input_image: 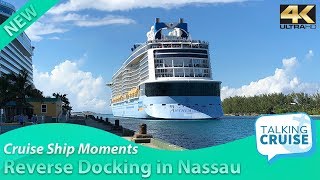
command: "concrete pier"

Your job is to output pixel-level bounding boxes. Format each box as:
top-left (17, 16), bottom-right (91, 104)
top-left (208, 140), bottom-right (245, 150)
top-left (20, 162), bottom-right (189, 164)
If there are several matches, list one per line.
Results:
top-left (67, 116), bottom-right (184, 150)
top-left (1, 115), bottom-right (184, 150)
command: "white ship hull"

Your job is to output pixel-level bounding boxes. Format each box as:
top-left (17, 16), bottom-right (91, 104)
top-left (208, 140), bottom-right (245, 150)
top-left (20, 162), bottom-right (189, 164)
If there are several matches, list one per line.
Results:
top-left (112, 96), bottom-right (223, 119)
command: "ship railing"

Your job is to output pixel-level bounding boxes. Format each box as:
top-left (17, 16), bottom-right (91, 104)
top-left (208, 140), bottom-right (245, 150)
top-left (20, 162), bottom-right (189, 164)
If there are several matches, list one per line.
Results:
top-left (147, 39), bottom-right (209, 44)
top-left (148, 43), bottom-right (209, 50)
top-left (113, 47), bottom-right (148, 78)
top-left (122, 78), bottom-right (140, 83)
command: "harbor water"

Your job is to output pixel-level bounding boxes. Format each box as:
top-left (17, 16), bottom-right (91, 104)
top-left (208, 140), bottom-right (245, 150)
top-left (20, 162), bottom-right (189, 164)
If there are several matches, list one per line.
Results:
top-left (100, 115), bottom-right (258, 149)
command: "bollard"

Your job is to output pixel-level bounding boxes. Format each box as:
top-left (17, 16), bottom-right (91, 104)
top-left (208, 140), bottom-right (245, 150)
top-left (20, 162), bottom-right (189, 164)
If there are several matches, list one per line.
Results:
top-left (139, 124), bottom-right (147, 134)
top-left (100, 117), bottom-right (103, 121)
top-left (105, 118), bottom-right (109, 123)
top-left (133, 123), bottom-right (152, 143)
top-left (115, 119), bottom-right (120, 127)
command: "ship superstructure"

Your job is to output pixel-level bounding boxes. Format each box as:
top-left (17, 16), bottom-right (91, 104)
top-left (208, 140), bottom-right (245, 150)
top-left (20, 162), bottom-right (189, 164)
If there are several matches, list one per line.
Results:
top-left (108, 18), bottom-right (223, 119)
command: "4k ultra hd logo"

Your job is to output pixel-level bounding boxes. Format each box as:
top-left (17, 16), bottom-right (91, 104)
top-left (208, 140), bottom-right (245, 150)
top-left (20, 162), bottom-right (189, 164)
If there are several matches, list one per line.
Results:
top-left (280, 4), bottom-right (316, 29)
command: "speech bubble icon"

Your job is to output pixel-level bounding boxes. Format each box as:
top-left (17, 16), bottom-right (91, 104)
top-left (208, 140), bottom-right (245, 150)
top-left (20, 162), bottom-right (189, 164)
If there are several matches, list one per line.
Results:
top-left (255, 113), bottom-right (313, 162)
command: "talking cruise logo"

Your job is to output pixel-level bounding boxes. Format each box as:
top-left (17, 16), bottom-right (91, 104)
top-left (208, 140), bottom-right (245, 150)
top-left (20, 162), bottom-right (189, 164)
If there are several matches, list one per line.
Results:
top-left (256, 113), bottom-right (313, 162)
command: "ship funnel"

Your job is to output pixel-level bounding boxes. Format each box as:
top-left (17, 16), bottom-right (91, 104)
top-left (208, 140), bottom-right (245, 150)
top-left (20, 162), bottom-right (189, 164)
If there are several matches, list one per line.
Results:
top-left (179, 18), bottom-right (184, 23)
top-left (155, 18), bottom-right (160, 23)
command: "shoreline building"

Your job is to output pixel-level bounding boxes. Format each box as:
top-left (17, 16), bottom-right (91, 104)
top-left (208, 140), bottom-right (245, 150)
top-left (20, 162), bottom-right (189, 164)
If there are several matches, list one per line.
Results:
top-left (27, 98), bottom-right (63, 122)
top-left (0, 0), bottom-right (34, 83)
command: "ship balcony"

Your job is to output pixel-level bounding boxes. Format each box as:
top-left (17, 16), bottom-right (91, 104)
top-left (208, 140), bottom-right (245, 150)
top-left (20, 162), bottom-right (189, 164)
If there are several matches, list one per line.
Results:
top-left (147, 39), bottom-right (209, 44)
top-left (155, 75), bottom-right (211, 79)
top-left (147, 40), bottom-right (209, 49)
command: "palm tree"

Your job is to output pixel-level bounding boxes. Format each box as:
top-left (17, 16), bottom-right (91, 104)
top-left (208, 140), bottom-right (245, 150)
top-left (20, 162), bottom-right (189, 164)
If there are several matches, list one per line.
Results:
top-left (0, 70), bottom-right (44, 121)
top-left (52, 93), bottom-right (73, 113)
top-left (29, 89), bottom-right (44, 99)
top-left (9, 70), bottom-right (33, 104)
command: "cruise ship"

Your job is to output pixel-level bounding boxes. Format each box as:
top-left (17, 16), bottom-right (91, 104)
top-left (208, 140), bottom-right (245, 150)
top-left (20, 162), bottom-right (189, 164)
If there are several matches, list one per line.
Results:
top-left (0, 0), bottom-right (34, 83)
top-left (107, 18), bottom-right (223, 119)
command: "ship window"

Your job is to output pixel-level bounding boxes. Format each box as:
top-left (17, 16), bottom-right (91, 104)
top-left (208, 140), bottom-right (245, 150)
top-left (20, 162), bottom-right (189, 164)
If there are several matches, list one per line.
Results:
top-left (183, 44), bottom-right (191, 48)
top-left (155, 59), bottom-right (164, 68)
top-left (184, 59), bottom-right (193, 67)
top-left (145, 82), bottom-right (221, 97)
top-left (154, 49), bottom-right (207, 54)
top-left (155, 69), bottom-right (173, 78)
top-left (202, 60), bottom-right (209, 68)
top-left (173, 59), bottom-right (184, 67)
top-left (174, 69), bottom-right (184, 77)
top-left (155, 54), bottom-right (208, 59)
top-left (184, 69), bottom-right (194, 77)
top-left (193, 59), bottom-right (201, 67)
top-left (164, 59), bottom-right (172, 67)
top-left (194, 69), bottom-right (203, 77)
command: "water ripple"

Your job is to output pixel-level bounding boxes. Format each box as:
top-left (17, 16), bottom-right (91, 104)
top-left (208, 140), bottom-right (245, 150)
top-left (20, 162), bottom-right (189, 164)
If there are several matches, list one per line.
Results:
top-left (102, 115), bottom-right (257, 149)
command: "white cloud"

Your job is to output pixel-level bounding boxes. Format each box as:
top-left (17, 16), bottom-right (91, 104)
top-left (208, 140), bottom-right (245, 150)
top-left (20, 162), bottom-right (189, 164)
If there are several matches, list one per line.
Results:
top-left (25, 14), bottom-right (135, 41)
top-left (27, 0), bottom-right (244, 41)
top-left (33, 55), bottom-right (319, 113)
top-left (221, 57), bottom-right (320, 99)
top-left (25, 22), bottom-right (67, 41)
top-left (49, 0), bottom-right (246, 14)
top-left (49, 13), bottom-right (136, 26)
top-left (305, 50), bottom-right (314, 59)
top-left (50, 13), bottom-right (88, 22)
top-left (33, 60), bottom-right (110, 113)
top-left (74, 15), bottom-right (135, 27)
top-left (48, 36), bottom-right (61, 40)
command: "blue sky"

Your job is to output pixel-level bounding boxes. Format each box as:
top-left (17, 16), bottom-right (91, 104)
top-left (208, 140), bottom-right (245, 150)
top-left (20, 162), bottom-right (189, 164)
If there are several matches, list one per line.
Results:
top-left (8, 0), bottom-right (320, 112)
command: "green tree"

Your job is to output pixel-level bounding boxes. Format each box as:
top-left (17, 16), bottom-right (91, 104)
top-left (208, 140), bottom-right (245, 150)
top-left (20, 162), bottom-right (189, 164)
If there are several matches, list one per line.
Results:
top-left (0, 70), bottom-right (44, 121)
top-left (0, 70), bottom-right (44, 107)
top-left (52, 93), bottom-right (73, 113)
top-left (0, 75), bottom-right (13, 108)
top-left (222, 93), bottom-right (320, 115)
